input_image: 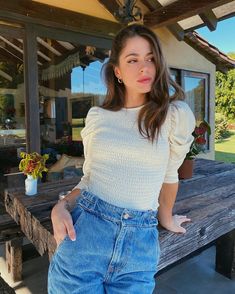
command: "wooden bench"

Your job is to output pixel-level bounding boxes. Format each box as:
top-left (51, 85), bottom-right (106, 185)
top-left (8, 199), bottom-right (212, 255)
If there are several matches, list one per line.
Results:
top-left (0, 172), bottom-right (25, 282)
top-left (0, 203), bottom-right (24, 282)
top-left (4, 159), bottom-right (235, 280)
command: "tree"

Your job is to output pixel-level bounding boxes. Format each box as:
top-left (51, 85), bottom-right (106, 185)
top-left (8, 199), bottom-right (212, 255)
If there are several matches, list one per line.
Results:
top-left (227, 52), bottom-right (235, 60)
top-left (216, 69), bottom-right (235, 120)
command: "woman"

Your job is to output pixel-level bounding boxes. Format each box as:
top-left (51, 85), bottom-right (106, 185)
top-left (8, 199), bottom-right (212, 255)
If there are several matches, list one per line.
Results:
top-left (48, 24), bottom-right (195, 293)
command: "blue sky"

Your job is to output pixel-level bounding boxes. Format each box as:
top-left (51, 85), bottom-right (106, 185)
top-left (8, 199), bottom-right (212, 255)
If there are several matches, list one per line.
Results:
top-left (72, 61), bottom-right (106, 94)
top-left (196, 16), bottom-right (235, 54)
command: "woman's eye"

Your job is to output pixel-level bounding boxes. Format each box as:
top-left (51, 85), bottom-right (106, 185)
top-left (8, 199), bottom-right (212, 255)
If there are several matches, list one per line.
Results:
top-left (147, 57), bottom-right (154, 62)
top-left (127, 59), bottom-right (137, 63)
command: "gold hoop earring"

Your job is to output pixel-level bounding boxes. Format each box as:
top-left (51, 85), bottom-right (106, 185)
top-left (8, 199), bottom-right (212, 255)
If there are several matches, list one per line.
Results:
top-left (118, 78), bottom-right (123, 84)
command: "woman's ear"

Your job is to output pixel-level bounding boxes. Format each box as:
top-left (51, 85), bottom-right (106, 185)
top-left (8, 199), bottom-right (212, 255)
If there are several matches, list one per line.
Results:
top-left (114, 66), bottom-right (121, 79)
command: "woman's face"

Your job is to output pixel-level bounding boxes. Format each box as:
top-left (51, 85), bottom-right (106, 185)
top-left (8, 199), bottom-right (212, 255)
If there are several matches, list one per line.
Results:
top-left (114, 36), bottom-right (156, 99)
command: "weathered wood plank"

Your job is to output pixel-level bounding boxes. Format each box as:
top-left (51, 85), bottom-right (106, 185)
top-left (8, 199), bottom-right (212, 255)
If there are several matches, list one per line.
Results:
top-left (178, 168), bottom-right (235, 200)
top-left (6, 238), bottom-right (23, 282)
top-left (158, 195), bottom-right (235, 270)
top-left (4, 160), bottom-right (235, 277)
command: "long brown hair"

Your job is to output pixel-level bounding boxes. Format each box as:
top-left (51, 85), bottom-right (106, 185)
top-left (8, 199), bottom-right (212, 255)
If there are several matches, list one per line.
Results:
top-left (101, 24), bottom-right (184, 142)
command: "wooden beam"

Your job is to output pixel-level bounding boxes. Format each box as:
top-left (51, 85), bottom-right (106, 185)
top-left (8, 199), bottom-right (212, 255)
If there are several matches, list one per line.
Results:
top-left (141, 0), bottom-right (185, 41)
top-left (199, 10), bottom-right (218, 31)
top-left (144, 0), bottom-right (233, 28)
top-left (184, 11), bottom-right (235, 33)
top-left (0, 0), bottom-right (121, 40)
top-left (97, 0), bottom-right (120, 21)
top-left (141, 0), bottom-right (162, 11)
top-left (167, 23), bottom-right (185, 41)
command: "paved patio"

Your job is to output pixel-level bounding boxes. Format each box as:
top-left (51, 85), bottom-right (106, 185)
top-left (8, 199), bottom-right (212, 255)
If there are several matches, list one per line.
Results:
top-left (0, 244), bottom-right (235, 293)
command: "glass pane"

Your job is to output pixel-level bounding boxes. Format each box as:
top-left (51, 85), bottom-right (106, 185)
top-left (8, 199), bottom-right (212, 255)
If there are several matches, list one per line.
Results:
top-left (170, 69), bottom-right (181, 96)
top-left (183, 75), bottom-right (206, 123)
top-left (0, 27), bottom-right (26, 185)
top-left (37, 37), bottom-right (108, 181)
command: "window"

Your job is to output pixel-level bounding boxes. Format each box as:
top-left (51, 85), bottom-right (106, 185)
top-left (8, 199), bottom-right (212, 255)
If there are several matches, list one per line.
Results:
top-left (170, 69), bottom-right (209, 124)
top-left (170, 68), bottom-right (210, 150)
top-left (182, 71), bottom-right (209, 124)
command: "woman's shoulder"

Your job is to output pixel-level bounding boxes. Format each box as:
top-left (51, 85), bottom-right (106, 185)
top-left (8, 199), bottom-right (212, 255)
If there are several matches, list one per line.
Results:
top-left (169, 100), bottom-right (194, 119)
top-left (169, 99), bottom-right (191, 112)
top-left (87, 106), bottom-right (100, 116)
top-left (167, 99), bottom-right (195, 131)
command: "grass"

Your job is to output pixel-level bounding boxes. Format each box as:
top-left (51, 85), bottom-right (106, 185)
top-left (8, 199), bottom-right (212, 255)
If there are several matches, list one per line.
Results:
top-left (215, 130), bottom-right (235, 163)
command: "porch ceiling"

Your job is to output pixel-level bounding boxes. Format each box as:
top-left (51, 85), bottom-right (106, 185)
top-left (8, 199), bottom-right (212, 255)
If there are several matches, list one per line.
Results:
top-left (0, 0), bottom-right (234, 74)
top-left (32, 0), bottom-right (235, 32)
top-left (0, 31), bottom-right (109, 81)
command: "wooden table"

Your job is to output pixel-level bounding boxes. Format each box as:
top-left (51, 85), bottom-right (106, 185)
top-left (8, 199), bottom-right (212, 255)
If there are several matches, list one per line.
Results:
top-left (4, 159), bottom-right (235, 278)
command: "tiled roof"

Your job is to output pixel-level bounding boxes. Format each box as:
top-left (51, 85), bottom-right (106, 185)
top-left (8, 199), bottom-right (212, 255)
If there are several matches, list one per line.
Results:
top-left (184, 31), bottom-right (235, 73)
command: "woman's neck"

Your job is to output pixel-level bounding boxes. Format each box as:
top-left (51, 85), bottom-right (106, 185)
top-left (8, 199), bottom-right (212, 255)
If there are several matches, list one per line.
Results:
top-left (124, 94), bottom-right (146, 108)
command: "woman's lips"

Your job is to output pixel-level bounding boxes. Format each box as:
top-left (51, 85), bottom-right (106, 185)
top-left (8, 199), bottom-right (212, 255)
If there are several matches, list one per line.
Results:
top-left (137, 77), bottom-right (152, 84)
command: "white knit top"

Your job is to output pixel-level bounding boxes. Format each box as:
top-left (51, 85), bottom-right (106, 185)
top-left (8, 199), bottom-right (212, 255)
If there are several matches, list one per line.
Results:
top-left (74, 100), bottom-right (195, 210)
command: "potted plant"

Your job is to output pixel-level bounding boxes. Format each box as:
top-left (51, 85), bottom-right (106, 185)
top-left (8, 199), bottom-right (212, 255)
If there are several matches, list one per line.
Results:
top-left (178, 120), bottom-right (211, 179)
top-left (19, 152), bottom-right (49, 195)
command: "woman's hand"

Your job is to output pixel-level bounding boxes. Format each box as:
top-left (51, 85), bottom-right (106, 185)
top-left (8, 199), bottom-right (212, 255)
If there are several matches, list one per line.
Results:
top-left (160, 214), bottom-right (191, 234)
top-left (51, 202), bottom-right (76, 246)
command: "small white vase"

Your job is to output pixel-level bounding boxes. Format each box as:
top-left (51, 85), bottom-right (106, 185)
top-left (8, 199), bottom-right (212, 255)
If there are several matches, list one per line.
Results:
top-left (25, 175), bottom-right (38, 196)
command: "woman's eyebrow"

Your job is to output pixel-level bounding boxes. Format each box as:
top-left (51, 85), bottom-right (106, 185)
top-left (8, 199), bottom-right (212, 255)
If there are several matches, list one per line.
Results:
top-left (124, 51), bottom-right (153, 59)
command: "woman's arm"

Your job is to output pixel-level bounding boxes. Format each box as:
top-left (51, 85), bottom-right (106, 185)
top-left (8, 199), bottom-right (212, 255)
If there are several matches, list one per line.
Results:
top-left (51, 188), bottom-right (81, 245)
top-left (158, 183), bottom-right (190, 233)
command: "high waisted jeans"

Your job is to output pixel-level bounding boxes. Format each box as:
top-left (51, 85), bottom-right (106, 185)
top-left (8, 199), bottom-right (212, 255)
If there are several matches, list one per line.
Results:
top-left (48, 190), bottom-right (160, 294)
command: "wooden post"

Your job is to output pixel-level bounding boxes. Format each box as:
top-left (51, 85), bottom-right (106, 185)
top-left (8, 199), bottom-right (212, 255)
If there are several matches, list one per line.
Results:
top-left (23, 24), bottom-right (40, 153)
top-left (216, 229), bottom-right (235, 279)
top-left (5, 237), bottom-right (23, 282)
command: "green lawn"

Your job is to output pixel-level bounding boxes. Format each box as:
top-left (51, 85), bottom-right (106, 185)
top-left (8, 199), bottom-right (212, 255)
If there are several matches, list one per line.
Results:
top-left (215, 130), bottom-right (235, 163)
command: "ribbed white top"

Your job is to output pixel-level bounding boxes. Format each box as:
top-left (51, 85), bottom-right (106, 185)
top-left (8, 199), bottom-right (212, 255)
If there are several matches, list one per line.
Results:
top-left (74, 100), bottom-right (195, 210)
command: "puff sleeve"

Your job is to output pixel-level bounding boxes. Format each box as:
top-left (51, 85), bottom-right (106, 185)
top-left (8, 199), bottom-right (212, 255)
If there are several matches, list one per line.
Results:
top-left (164, 101), bottom-right (196, 183)
top-left (73, 107), bottom-right (99, 190)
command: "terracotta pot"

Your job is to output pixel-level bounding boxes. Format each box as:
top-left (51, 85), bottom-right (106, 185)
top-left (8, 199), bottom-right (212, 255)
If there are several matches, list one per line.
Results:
top-left (178, 159), bottom-right (194, 180)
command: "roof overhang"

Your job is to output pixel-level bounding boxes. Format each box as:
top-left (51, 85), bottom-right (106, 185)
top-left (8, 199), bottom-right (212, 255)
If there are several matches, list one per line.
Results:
top-left (184, 31), bottom-right (235, 73)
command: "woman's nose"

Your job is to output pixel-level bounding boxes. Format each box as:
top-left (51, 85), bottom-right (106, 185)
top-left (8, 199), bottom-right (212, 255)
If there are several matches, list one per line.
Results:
top-left (139, 61), bottom-right (150, 73)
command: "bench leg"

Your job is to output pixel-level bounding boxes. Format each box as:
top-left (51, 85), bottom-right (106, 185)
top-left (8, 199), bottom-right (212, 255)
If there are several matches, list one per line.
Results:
top-left (5, 237), bottom-right (23, 282)
top-left (216, 229), bottom-right (235, 279)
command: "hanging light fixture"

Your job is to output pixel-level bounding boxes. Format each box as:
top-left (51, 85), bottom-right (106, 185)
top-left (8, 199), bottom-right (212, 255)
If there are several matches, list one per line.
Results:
top-left (115, 0), bottom-right (142, 24)
top-left (81, 65), bottom-right (86, 97)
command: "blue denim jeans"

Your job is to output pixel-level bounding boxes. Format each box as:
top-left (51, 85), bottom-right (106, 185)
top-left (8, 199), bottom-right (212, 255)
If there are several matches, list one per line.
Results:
top-left (48, 190), bottom-right (160, 294)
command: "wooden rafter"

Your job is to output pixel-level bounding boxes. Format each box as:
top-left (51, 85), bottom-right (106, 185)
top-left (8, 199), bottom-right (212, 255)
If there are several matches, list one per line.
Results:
top-left (36, 37), bottom-right (62, 56)
top-left (144, 0), bottom-right (233, 28)
top-left (199, 10), bottom-right (218, 31)
top-left (97, 0), bottom-right (120, 21)
top-left (141, 0), bottom-right (185, 41)
top-left (184, 11), bottom-right (235, 32)
top-left (16, 38), bottom-right (48, 63)
top-left (0, 47), bottom-right (22, 63)
top-left (0, 35), bottom-right (23, 54)
top-left (57, 41), bottom-right (75, 51)
top-left (0, 0), bottom-right (121, 40)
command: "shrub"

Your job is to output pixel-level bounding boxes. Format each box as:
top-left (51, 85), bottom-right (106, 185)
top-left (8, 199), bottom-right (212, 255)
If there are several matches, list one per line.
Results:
top-left (215, 112), bottom-right (229, 141)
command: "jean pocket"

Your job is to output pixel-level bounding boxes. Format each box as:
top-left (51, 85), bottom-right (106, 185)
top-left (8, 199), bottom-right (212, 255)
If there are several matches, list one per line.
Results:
top-left (72, 204), bottom-right (84, 228)
top-left (150, 225), bottom-right (158, 241)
